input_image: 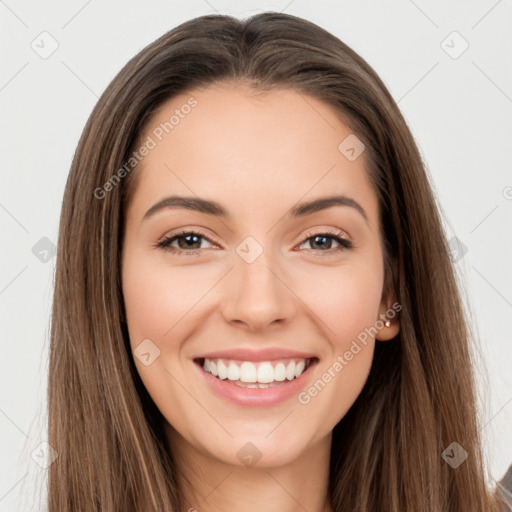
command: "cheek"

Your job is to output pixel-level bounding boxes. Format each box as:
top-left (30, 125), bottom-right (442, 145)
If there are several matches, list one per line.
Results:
top-left (293, 259), bottom-right (382, 417)
top-left (296, 258), bottom-right (384, 347)
top-left (297, 274), bottom-right (379, 430)
top-left (122, 255), bottom-right (210, 346)
top-left (121, 254), bottom-right (201, 423)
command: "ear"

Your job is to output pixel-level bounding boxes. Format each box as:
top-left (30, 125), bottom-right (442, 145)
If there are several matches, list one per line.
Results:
top-left (375, 261), bottom-right (401, 341)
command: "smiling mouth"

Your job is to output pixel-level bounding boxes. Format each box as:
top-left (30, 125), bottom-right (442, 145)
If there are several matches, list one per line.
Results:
top-left (194, 357), bottom-right (319, 388)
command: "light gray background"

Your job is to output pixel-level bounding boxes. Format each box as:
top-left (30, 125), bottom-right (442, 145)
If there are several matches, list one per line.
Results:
top-left (1, 0), bottom-right (511, 510)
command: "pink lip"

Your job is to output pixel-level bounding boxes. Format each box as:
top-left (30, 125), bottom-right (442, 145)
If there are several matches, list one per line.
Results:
top-left (194, 357), bottom-right (319, 407)
top-left (194, 347), bottom-right (317, 362)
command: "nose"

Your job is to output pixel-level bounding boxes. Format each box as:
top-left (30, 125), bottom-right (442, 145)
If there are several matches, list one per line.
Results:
top-left (221, 251), bottom-right (297, 332)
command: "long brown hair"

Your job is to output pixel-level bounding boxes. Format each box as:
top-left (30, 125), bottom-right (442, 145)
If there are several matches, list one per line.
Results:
top-left (48, 12), bottom-right (508, 511)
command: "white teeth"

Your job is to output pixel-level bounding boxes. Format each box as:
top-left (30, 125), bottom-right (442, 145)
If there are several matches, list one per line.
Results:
top-left (257, 362), bottom-right (275, 383)
top-left (294, 360), bottom-right (305, 378)
top-left (201, 357), bottom-right (312, 384)
top-left (285, 361), bottom-right (295, 380)
top-left (217, 360), bottom-right (228, 380)
top-left (274, 363), bottom-right (286, 381)
top-left (227, 363), bottom-right (240, 381)
top-left (240, 362), bottom-right (257, 383)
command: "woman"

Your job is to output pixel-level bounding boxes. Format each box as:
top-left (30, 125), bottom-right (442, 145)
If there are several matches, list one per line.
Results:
top-left (48, 11), bottom-right (510, 511)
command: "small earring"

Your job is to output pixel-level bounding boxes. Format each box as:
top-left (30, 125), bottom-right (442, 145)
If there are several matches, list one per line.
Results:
top-left (384, 319), bottom-right (391, 327)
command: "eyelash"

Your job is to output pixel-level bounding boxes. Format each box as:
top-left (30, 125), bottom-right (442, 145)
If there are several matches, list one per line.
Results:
top-left (155, 228), bottom-right (353, 256)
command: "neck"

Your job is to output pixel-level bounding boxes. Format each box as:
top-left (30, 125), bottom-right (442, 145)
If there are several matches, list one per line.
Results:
top-left (165, 424), bottom-right (333, 512)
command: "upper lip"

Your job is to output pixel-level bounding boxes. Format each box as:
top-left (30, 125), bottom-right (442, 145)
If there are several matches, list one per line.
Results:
top-left (194, 348), bottom-right (317, 362)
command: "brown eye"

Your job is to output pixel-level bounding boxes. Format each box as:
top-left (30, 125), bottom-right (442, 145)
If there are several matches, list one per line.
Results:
top-left (298, 231), bottom-right (352, 253)
top-left (156, 230), bottom-right (216, 252)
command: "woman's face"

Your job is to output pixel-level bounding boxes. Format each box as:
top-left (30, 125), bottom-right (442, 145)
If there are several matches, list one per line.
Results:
top-left (121, 83), bottom-right (399, 468)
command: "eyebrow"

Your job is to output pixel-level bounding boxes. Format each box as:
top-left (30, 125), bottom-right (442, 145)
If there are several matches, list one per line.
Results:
top-left (142, 194), bottom-right (368, 224)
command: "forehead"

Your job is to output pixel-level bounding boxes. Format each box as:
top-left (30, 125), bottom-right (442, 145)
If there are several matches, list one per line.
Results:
top-left (127, 83), bottom-right (378, 226)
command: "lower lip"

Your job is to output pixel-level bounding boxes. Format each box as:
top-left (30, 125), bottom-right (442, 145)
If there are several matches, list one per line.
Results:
top-left (195, 359), bottom-right (318, 407)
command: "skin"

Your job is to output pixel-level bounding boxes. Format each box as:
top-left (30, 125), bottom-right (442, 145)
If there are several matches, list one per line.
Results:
top-left (121, 82), bottom-right (400, 512)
